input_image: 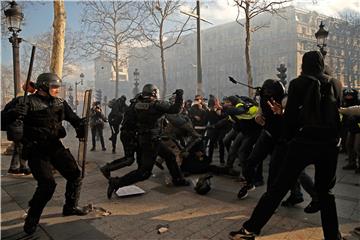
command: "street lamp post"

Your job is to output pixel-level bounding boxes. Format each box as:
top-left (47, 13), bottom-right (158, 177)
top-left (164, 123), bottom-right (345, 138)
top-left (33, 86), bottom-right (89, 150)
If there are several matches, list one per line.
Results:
top-left (4, 1), bottom-right (24, 97)
top-left (195, 0), bottom-right (203, 96)
top-left (67, 85), bottom-right (74, 110)
top-left (133, 68), bottom-right (140, 97)
top-left (75, 73), bottom-right (84, 114)
top-left (315, 21), bottom-right (329, 57)
top-left (181, 0), bottom-right (212, 97)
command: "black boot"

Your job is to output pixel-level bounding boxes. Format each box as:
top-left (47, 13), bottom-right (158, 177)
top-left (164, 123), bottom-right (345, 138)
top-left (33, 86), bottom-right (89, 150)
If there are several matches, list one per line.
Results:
top-left (63, 205), bottom-right (88, 216)
top-left (107, 177), bottom-right (121, 199)
top-left (23, 208), bottom-right (40, 235)
top-left (63, 178), bottom-right (88, 216)
top-left (24, 215), bottom-right (39, 235)
top-left (100, 165), bottom-right (111, 179)
top-left (100, 158), bottom-right (134, 179)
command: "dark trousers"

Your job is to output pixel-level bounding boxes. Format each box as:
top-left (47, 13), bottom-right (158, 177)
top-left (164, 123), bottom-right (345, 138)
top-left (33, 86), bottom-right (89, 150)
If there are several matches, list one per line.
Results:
top-left (207, 129), bottom-right (225, 163)
top-left (243, 140), bottom-right (341, 240)
top-left (243, 130), bottom-right (274, 185)
top-left (290, 170), bottom-right (318, 201)
top-left (346, 132), bottom-right (360, 166)
top-left (27, 140), bottom-right (82, 219)
top-left (223, 128), bottom-right (238, 153)
top-left (114, 137), bottom-right (183, 188)
top-left (91, 126), bottom-right (105, 149)
top-left (109, 124), bottom-right (120, 150)
top-left (226, 132), bottom-right (244, 168)
top-left (235, 131), bottom-right (261, 168)
top-left (9, 142), bottom-right (27, 170)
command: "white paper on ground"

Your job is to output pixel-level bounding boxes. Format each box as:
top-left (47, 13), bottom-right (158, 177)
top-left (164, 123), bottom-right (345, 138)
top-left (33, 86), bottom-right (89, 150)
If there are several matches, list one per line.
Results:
top-left (115, 185), bottom-right (145, 197)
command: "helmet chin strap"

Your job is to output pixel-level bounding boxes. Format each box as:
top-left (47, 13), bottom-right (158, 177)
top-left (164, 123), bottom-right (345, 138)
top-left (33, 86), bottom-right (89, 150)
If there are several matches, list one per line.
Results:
top-left (37, 88), bottom-right (52, 98)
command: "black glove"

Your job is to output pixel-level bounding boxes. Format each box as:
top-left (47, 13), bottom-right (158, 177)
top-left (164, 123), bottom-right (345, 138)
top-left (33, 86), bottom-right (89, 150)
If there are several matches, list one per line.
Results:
top-left (207, 125), bottom-right (215, 129)
top-left (15, 103), bottom-right (28, 116)
top-left (174, 89), bottom-right (184, 96)
top-left (76, 117), bottom-right (87, 139)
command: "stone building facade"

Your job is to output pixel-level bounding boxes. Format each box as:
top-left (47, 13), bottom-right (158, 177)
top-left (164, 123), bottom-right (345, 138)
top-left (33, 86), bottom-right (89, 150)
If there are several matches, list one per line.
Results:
top-left (123, 6), bottom-right (360, 100)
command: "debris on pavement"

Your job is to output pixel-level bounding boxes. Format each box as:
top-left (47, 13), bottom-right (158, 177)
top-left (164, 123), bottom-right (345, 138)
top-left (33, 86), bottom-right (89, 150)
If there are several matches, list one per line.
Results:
top-left (83, 203), bottom-right (112, 216)
top-left (156, 224), bottom-right (169, 234)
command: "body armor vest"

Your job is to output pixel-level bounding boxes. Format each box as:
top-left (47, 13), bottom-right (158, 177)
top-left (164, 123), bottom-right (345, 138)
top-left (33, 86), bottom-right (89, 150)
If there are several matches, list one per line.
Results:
top-left (24, 94), bottom-right (66, 141)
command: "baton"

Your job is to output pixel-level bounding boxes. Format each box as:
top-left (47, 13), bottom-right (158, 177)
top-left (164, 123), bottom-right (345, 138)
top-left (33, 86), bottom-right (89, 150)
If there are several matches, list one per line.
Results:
top-left (23, 46), bottom-right (36, 103)
top-left (228, 76), bottom-right (261, 90)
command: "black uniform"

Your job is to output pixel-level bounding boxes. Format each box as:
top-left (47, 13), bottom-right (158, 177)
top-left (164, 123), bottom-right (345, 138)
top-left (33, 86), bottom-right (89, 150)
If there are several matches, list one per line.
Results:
top-left (6, 92), bottom-right (86, 233)
top-left (108, 96), bottom-right (128, 153)
top-left (100, 96), bottom-right (140, 178)
top-left (231, 51), bottom-right (342, 240)
top-left (107, 89), bottom-right (187, 198)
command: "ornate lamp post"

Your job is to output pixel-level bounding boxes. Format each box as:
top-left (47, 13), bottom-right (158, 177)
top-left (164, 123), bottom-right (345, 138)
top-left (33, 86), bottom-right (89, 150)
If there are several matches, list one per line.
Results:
top-left (315, 21), bottom-right (329, 57)
top-left (75, 73), bottom-right (84, 114)
top-left (133, 68), bottom-right (140, 97)
top-left (276, 63), bottom-right (287, 87)
top-left (67, 85), bottom-right (74, 110)
top-left (4, 1), bottom-right (24, 97)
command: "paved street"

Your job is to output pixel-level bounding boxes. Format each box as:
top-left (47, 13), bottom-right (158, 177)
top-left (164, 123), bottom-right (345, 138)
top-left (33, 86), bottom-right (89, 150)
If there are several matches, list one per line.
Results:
top-left (1, 127), bottom-right (360, 240)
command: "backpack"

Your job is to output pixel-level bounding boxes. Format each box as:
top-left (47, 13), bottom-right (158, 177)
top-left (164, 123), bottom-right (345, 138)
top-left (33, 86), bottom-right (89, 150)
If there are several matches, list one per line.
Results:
top-left (298, 75), bottom-right (340, 141)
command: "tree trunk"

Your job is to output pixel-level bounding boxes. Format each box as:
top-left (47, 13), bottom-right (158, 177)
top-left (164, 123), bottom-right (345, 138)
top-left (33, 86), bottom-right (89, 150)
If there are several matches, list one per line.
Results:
top-left (160, 48), bottom-right (167, 99)
top-left (50, 0), bottom-right (66, 78)
top-left (159, 22), bottom-right (167, 99)
top-left (115, 44), bottom-right (119, 99)
top-left (244, 3), bottom-right (253, 97)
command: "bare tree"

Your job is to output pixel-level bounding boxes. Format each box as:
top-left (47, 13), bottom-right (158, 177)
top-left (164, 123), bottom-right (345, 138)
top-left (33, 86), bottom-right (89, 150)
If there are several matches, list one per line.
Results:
top-left (233, 0), bottom-right (292, 97)
top-left (21, 29), bottom-right (82, 81)
top-left (80, 1), bottom-right (144, 98)
top-left (139, 0), bottom-right (194, 98)
top-left (1, 64), bottom-right (15, 107)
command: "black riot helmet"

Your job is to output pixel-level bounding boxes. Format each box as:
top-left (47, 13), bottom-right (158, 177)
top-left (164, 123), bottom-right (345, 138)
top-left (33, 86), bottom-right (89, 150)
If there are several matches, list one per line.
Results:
top-left (194, 174), bottom-right (213, 195)
top-left (35, 73), bottom-right (61, 93)
top-left (142, 84), bottom-right (159, 99)
top-left (120, 95), bottom-right (127, 101)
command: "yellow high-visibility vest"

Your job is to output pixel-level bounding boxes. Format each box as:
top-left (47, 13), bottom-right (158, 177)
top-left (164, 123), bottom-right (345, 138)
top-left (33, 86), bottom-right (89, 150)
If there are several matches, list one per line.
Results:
top-left (228, 103), bottom-right (259, 122)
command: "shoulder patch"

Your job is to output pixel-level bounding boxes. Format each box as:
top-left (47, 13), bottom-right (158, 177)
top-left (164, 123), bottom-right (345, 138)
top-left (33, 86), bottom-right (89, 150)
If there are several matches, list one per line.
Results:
top-left (135, 102), bottom-right (150, 110)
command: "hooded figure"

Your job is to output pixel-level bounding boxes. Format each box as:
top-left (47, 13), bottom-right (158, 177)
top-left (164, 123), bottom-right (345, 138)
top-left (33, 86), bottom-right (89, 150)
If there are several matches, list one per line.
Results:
top-left (229, 51), bottom-right (343, 240)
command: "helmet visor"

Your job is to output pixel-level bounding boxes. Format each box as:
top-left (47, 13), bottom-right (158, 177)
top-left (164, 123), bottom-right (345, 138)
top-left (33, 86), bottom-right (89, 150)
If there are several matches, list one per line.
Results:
top-left (49, 80), bottom-right (61, 88)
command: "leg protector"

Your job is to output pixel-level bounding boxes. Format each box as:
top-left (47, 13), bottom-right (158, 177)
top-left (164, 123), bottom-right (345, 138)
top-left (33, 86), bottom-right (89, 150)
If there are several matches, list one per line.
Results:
top-left (64, 177), bottom-right (82, 208)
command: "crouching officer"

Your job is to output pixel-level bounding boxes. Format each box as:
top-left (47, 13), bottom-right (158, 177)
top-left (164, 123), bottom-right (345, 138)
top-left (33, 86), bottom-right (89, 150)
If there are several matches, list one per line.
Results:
top-left (6, 73), bottom-right (89, 235)
top-left (107, 84), bottom-right (189, 199)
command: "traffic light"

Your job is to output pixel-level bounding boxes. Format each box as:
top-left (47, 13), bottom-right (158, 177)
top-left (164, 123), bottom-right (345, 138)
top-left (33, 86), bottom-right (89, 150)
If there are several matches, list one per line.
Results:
top-left (95, 89), bottom-right (102, 103)
top-left (277, 64), bottom-right (287, 86)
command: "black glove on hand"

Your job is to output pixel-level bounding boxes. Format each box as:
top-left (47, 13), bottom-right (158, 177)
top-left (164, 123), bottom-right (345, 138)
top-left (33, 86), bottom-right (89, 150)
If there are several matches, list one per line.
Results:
top-left (15, 103), bottom-right (28, 116)
top-left (174, 89), bottom-right (184, 96)
top-left (76, 117), bottom-right (87, 139)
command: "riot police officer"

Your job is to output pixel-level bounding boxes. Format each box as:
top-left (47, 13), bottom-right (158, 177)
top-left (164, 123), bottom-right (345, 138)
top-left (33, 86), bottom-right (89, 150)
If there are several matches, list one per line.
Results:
top-left (100, 94), bottom-right (140, 179)
top-left (108, 95), bottom-right (128, 153)
top-left (107, 84), bottom-right (189, 199)
top-left (6, 73), bottom-right (88, 235)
